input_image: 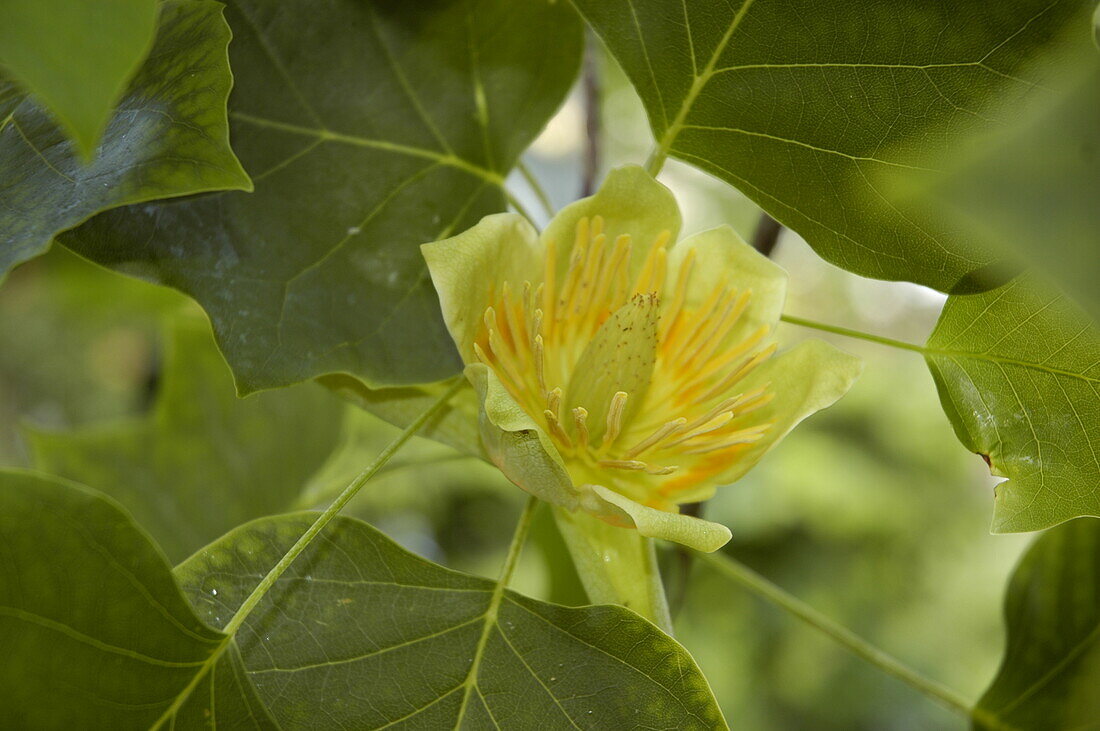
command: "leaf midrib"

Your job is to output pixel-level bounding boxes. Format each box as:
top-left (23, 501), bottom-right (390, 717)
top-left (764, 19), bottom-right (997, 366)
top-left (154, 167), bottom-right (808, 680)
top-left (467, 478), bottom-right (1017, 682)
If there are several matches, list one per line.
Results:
top-left (230, 112), bottom-right (504, 187)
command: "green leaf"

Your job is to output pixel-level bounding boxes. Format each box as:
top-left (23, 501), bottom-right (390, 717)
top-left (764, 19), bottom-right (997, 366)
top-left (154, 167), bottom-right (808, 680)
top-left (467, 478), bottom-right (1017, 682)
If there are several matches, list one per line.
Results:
top-left (924, 277), bottom-right (1100, 533)
top-left (26, 315), bottom-right (344, 562)
top-left (318, 374), bottom-right (484, 458)
top-left (65, 0), bottom-right (583, 393)
top-left (574, 0), bottom-right (1091, 293)
top-left (175, 512), bottom-right (728, 729)
top-left (0, 0), bottom-right (251, 281)
top-left (973, 517), bottom-right (1100, 729)
top-left (0, 470), bottom-right (273, 728)
top-left (914, 52), bottom-right (1100, 319)
top-left (0, 0), bottom-right (158, 158)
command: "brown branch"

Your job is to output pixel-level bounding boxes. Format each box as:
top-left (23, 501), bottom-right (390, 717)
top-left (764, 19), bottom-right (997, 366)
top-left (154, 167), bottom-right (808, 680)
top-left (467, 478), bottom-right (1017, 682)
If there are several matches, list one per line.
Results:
top-left (580, 33), bottom-right (601, 197)
top-left (751, 212), bottom-right (783, 257)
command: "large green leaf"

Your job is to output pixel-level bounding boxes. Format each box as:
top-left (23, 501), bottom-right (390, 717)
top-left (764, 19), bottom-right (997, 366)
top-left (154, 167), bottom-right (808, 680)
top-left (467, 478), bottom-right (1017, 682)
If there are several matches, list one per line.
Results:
top-left (925, 277), bottom-right (1100, 533)
top-left (574, 0), bottom-right (1091, 293)
top-left (175, 512), bottom-right (728, 729)
top-left (27, 316), bottom-right (344, 562)
top-left (974, 517), bottom-right (1100, 729)
top-left (0, 0), bottom-right (158, 158)
top-left (916, 51), bottom-right (1100, 318)
top-left (0, 471), bottom-right (273, 728)
top-left (65, 0), bottom-right (583, 393)
top-left (0, 0), bottom-right (251, 281)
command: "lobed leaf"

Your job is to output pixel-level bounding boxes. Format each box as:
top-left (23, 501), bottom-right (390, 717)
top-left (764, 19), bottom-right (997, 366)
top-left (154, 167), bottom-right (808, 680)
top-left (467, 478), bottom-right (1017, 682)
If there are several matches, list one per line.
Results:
top-left (0, 471), bottom-right (273, 728)
top-left (0, 0), bottom-right (251, 281)
top-left (574, 0), bottom-right (1092, 293)
top-left (27, 316), bottom-right (344, 563)
top-left (974, 517), bottom-right (1100, 729)
top-left (65, 0), bottom-right (583, 393)
top-left (176, 512), bottom-right (729, 729)
top-left (0, 0), bottom-right (158, 157)
top-left (925, 277), bottom-right (1100, 533)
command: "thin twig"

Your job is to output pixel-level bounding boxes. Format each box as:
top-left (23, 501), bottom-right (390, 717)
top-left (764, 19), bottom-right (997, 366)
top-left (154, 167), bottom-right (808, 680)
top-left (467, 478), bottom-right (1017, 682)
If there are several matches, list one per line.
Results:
top-left (517, 159), bottom-right (555, 219)
top-left (581, 31), bottom-right (601, 197)
top-left (698, 551), bottom-right (982, 721)
top-left (751, 212), bottom-right (782, 257)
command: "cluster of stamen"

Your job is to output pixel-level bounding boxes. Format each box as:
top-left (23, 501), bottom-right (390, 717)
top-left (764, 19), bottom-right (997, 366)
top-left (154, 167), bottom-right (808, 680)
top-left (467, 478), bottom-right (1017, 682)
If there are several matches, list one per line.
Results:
top-left (474, 216), bottom-right (776, 507)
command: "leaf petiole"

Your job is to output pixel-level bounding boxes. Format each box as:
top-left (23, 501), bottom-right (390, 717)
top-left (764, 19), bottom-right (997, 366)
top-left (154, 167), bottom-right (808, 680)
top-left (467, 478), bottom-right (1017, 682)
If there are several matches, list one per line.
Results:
top-left (698, 551), bottom-right (987, 722)
top-left (780, 313), bottom-right (927, 354)
top-left (152, 377), bottom-right (466, 727)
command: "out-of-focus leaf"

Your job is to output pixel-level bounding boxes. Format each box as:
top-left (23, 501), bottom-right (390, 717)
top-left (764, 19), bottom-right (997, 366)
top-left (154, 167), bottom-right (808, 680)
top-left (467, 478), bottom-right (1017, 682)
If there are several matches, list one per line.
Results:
top-left (925, 277), bottom-right (1100, 533)
top-left (66, 0), bottom-right (583, 394)
top-left (0, 0), bottom-right (250, 281)
top-left (27, 316), bottom-right (343, 562)
top-left (319, 374), bottom-right (483, 458)
top-left (973, 517), bottom-right (1100, 729)
top-left (574, 0), bottom-right (1091, 293)
top-left (176, 512), bottom-right (728, 729)
top-left (0, 471), bottom-right (274, 729)
top-left (915, 50), bottom-right (1100, 318)
top-left (293, 403), bottom-right (501, 510)
top-left (0, 0), bottom-right (158, 158)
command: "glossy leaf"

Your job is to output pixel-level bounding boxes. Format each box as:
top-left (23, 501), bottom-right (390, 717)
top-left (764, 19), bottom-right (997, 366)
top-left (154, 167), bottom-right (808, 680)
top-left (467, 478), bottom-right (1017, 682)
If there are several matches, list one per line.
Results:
top-left (176, 512), bottom-right (728, 729)
top-left (575, 0), bottom-right (1091, 293)
top-left (925, 277), bottom-right (1100, 533)
top-left (0, 0), bottom-right (250, 281)
top-left (974, 517), bottom-right (1100, 729)
top-left (66, 0), bottom-right (583, 393)
top-left (27, 316), bottom-right (343, 562)
top-left (0, 471), bottom-right (273, 728)
top-left (0, 0), bottom-right (158, 158)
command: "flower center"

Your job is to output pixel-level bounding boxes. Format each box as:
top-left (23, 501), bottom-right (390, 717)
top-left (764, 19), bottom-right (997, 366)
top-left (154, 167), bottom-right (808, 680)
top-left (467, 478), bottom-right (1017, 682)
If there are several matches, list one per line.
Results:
top-left (474, 216), bottom-right (776, 507)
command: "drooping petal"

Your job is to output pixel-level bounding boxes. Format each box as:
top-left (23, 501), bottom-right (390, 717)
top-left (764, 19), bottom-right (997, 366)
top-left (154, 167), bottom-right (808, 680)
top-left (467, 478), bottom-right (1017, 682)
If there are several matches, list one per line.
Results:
top-left (675, 339), bottom-right (863, 502)
top-left (541, 165), bottom-right (682, 283)
top-left (465, 362), bottom-right (580, 510)
top-left (587, 484), bottom-right (732, 552)
top-left (422, 213), bottom-right (542, 363)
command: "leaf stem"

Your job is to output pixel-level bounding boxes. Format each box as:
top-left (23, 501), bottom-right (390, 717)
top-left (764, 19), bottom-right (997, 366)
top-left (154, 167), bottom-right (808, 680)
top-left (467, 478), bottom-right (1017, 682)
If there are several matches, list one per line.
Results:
top-left (455, 494), bottom-right (539, 722)
top-left (698, 551), bottom-right (974, 719)
top-left (780, 313), bottom-right (927, 354)
top-left (517, 159), bottom-right (555, 219)
top-left (223, 378), bottom-right (466, 636)
top-left (504, 188), bottom-right (539, 228)
top-left (581, 32), bottom-right (602, 197)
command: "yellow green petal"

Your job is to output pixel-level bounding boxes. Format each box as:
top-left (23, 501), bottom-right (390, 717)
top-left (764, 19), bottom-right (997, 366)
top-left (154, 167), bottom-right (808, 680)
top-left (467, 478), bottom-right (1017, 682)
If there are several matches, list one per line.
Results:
top-left (540, 165), bottom-right (682, 280)
top-left (681, 339), bottom-right (863, 500)
top-left (422, 213), bottom-right (542, 363)
top-left (588, 485), bottom-right (732, 553)
top-left (667, 224), bottom-right (788, 347)
top-left (552, 505), bottom-right (672, 632)
top-left (465, 362), bottom-right (580, 510)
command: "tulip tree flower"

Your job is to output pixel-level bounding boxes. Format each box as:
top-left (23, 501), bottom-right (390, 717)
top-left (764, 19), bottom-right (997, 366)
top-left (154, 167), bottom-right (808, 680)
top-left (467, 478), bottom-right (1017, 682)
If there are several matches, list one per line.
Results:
top-left (423, 166), bottom-right (860, 625)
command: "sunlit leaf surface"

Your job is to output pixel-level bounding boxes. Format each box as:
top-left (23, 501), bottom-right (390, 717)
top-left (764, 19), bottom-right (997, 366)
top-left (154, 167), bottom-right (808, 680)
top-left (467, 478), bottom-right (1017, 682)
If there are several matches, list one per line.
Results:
top-left (574, 0), bottom-right (1091, 292)
top-left (925, 277), bottom-right (1100, 533)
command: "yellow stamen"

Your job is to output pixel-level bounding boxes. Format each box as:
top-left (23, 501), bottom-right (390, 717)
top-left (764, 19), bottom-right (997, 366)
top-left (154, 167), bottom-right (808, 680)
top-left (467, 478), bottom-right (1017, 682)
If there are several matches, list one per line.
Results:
top-left (603, 391), bottom-right (629, 447)
top-left (572, 407), bottom-right (590, 449)
top-left (624, 417), bottom-right (687, 458)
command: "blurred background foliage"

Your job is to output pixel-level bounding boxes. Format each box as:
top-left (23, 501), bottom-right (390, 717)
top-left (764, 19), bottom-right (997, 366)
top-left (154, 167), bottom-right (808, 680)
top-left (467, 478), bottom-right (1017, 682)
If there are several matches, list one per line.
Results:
top-left (0, 52), bottom-right (1033, 730)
